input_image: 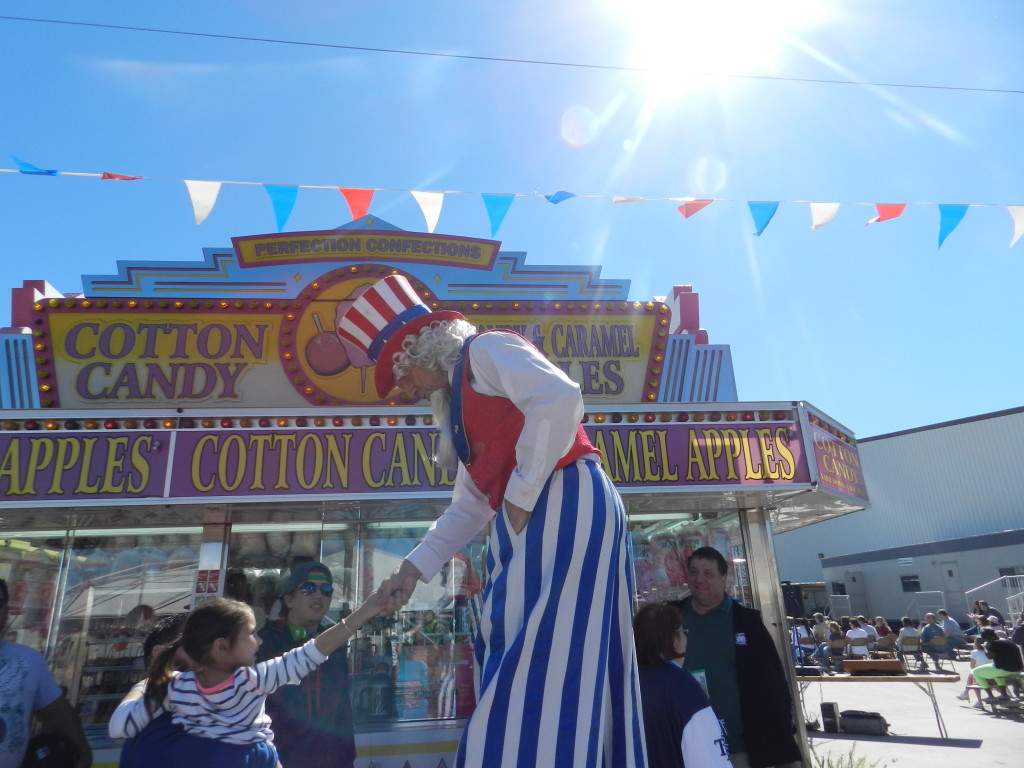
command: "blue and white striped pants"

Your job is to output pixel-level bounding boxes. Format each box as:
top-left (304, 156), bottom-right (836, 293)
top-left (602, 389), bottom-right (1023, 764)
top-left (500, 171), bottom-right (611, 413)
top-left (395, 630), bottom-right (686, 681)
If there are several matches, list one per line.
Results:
top-left (456, 459), bottom-right (647, 768)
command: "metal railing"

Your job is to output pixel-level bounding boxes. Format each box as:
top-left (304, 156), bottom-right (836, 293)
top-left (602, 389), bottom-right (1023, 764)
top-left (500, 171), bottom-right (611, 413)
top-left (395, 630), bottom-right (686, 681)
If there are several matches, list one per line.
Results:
top-left (905, 591), bottom-right (946, 623)
top-left (965, 576), bottom-right (1024, 623)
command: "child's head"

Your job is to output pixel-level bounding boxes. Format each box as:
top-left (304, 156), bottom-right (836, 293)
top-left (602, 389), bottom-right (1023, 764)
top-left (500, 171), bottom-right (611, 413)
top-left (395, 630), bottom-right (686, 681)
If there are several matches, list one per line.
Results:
top-left (146, 599), bottom-right (256, 711)
top-left (180, 598), bottom-right (256, 666)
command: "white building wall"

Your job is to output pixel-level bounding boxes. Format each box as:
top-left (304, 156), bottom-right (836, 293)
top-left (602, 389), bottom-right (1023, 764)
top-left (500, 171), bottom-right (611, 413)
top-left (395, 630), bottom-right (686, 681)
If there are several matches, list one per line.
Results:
top-left (773, 408), bottom-right (1024, 586)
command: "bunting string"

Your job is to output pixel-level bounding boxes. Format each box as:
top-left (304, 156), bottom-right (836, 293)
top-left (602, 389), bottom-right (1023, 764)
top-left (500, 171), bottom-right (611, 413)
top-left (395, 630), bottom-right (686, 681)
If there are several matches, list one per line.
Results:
top-left (3, 159), bottom-right (1022, 248)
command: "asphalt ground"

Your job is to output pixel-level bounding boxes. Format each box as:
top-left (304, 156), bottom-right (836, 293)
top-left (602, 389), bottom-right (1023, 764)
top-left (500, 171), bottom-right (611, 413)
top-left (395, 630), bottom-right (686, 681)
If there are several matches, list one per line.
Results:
top-left (795, 659), bottom-right (1022, 766)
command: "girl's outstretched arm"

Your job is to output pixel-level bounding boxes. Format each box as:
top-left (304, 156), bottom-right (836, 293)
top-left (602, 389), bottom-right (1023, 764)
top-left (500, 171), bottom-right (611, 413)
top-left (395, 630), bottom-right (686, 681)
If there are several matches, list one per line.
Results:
top-left (315, 589), bottom-right (384, 657)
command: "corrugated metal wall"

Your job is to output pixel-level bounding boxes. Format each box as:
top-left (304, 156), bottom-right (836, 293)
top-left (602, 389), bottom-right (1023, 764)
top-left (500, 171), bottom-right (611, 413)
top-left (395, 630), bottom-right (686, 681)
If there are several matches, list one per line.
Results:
top-left (773, 408), bottom-right (1024, 582)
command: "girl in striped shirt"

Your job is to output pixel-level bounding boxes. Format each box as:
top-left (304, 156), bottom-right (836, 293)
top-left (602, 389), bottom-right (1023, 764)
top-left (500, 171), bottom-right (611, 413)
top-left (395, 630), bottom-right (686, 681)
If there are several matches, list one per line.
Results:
top-left (109, 593), bottom-right (381, 767)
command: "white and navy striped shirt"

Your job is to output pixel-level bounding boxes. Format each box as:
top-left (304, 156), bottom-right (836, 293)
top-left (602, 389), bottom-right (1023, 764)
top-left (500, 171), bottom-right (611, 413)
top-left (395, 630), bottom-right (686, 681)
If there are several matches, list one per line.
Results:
top-left (109, 640), bottom-right (326, 745)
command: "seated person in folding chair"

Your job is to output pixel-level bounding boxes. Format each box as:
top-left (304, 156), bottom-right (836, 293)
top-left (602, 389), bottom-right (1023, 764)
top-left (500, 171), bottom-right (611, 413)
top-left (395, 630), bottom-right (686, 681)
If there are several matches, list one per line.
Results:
top-left (845, 618), bottom-right (871, 660)
top-left (896, 617), bottom-right (925, 670)
top-left (937, 609), bottom-right (966, 659)
top-left (791, 618), bottom-right (815, 665)
top-left (918, 613), bottom-right (946, 670)
top-left (812, 621), bottom-right (842, 673)
top-left (857, 616), bottom-right (879, 650)
top-left (870, 632), bottom-right (897, 658)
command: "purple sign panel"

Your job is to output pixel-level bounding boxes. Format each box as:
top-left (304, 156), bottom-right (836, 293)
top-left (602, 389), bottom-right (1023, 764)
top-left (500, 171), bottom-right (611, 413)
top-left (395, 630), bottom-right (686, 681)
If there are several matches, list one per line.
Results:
top-left (808, 425), bottom-right (867, 502)
top-left (2, 421), bottom-right (811, 503)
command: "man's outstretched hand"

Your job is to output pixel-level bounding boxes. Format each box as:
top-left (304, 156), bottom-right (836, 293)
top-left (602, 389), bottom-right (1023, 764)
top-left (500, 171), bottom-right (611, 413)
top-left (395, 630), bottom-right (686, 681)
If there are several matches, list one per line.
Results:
top-left (377, 559), bottom-right (423, 614)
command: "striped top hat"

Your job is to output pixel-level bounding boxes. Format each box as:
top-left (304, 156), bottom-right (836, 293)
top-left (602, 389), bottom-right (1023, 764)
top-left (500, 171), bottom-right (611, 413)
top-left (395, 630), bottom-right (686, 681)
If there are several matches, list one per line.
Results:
top-left (337, 274), bottom-right (465, 398)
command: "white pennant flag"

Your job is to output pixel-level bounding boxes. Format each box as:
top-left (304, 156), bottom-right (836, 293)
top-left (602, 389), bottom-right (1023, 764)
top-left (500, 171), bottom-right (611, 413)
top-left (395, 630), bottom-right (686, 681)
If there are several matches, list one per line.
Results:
top-left (612, 196), bottom-right (644, 204)
top-left (184, 180), bottom-right (222, 225)
top-left (809, 202), bottom-right (840, 230)
top-left (1008, 205), bottom-right (1024, 247)
top-left (411, 190), bottom-right (445, 233)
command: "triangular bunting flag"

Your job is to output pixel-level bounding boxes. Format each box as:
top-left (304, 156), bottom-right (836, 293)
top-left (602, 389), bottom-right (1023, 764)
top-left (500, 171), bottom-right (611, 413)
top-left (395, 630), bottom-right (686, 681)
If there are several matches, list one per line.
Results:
top-left (338, 188), bottom-right (374, 220)
top-left (101, 171), bottom-right (143, 180)
top-left (677, 200), bottom-right (713, 218)
top-left (866, 203), bottom-right (906, 225)
top-left (264, 185), bottom-right (299, 232)
top-left (12, 156), bottom-right (57, 176)
top-left (748, 201), bottom-right (779, 236)
top-left (183, 180), bottom-right (222, 226)
top-left (411, 190), bottom-right (444, 233)
top-left (1007, 206), bottom-right (1024, 247)
top-left (545, 190), bottom-right (576, 204)
top-left (481, 194), bottom-right (514, 237)
top-left (613, 196), bottom-right (645, 204)
top-left (937, 204), bottom-right (968, 248)
top-left (809, 202), bottom-right (840, 230)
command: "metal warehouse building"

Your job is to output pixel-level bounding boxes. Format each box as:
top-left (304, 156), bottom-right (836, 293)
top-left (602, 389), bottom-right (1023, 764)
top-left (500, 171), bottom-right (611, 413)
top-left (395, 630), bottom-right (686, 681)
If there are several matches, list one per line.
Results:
top-left (773, 406), bottom-right (1024, 625)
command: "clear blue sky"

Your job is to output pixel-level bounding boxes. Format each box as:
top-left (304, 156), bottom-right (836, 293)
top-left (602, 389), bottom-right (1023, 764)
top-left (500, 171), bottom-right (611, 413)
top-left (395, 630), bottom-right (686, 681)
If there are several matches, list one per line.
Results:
top-left (2, 1), bottom-right (1022, 439)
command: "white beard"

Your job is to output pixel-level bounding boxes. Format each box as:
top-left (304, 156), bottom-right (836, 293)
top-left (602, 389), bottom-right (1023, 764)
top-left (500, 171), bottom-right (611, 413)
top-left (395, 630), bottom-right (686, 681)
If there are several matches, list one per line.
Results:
top-left (430, 388), bottom-right (459, 472)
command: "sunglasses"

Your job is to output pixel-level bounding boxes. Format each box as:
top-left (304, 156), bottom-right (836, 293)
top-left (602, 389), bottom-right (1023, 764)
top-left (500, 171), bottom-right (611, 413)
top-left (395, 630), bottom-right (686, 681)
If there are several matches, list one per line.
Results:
top-left (296, 582), bottom-right (334, 597)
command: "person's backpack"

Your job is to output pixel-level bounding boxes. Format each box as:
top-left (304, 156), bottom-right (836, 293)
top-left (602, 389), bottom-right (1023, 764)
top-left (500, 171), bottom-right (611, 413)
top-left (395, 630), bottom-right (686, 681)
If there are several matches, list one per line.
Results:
top-left (839, 710), bottom-right (889, 736)
top-left (20, 733), bottom-right (77, 768)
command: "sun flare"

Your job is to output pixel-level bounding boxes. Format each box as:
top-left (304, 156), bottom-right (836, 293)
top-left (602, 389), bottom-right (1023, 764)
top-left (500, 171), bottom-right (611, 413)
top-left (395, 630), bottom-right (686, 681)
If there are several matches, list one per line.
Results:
top-left (607, 0), bottom-right (830, 98)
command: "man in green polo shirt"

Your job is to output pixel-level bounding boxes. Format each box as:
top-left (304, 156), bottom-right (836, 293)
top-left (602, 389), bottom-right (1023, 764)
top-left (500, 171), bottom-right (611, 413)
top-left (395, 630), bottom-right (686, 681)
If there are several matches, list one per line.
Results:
top-left (673, 547), bottom-right (802, 768)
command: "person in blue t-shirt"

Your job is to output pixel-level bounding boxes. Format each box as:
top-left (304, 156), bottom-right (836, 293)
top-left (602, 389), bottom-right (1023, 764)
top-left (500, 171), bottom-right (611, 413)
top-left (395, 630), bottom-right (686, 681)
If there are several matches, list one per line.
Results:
top-left (633, 602), bottom-right (730, 768)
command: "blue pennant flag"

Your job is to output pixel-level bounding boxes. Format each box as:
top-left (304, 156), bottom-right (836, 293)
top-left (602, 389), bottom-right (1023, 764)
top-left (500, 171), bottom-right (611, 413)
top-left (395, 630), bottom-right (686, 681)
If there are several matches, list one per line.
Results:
top-left (12, 156), bottom-right (58, 176)
top-left (748, 201), bottom-right (780, 236)
top-left (264, 185), bottom-right (299, 232)
top-left (482, 194), bottom-right (514, 237)
top-left (937, 204), bottom-right (968, 248)
top-left (545, 190), bottom-right (576, 204)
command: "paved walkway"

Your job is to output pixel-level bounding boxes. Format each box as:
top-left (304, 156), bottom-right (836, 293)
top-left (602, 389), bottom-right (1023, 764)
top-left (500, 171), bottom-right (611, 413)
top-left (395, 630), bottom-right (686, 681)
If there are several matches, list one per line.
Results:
top-left (796, 659), bottom-right (1022, 766)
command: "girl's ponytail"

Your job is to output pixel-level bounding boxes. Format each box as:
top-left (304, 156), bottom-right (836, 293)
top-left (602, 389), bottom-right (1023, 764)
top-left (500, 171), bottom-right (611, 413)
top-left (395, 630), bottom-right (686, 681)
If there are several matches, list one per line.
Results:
top-left (144, 641), bottom-right (180, 715)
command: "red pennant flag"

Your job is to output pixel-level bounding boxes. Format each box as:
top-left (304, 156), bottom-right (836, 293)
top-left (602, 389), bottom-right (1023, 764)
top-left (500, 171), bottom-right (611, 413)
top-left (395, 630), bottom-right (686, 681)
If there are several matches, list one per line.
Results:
top-left (101, 171), bottom-right (143, 180)
top-left (677, 200), bottom-right (713, 218)
top-left (867, 203), bottom-right (906, 224)
top-left (339, 188), bottom-right (374, 220)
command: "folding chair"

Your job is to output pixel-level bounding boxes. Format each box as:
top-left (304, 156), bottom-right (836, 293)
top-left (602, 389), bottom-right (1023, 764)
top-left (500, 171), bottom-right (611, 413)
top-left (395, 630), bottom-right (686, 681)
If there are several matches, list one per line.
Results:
top-left (898, 636), bottom-right (925, 670)
top-left (926, 635), bottom-right (953, 670)
top-left (870, 634), bottom-right (897, 658)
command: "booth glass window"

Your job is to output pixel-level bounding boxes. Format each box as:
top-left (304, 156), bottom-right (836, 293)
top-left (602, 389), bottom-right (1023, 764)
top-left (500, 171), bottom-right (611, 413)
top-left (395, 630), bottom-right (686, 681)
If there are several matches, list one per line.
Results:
top-left (226, 500), bottom-right (483, 725)
top-left (627, 507), bottom-right (751, 608)
top-left (0, 506), bottom-right (206, 750)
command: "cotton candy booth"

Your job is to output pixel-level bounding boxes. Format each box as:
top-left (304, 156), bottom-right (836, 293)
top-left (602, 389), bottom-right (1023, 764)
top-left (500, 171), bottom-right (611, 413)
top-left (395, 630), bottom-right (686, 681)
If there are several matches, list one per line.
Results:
top-left (0, 220), bottom-right (869, 766)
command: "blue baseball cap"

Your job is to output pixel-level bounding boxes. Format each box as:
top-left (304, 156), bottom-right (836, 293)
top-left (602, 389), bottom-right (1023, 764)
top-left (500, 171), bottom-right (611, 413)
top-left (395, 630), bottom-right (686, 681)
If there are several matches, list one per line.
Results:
top-left (283, 562), bottom-right (332, 596)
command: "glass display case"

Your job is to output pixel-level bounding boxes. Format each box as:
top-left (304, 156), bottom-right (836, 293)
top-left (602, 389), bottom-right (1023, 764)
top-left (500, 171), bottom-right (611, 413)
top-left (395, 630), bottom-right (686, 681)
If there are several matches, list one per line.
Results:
top-left (0, 496), bottom-right (750, 762)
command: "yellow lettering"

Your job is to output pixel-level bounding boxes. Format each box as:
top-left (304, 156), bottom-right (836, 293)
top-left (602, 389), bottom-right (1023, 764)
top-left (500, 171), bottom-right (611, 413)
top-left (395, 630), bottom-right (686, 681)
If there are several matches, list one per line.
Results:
top-left (774, 427), bottom-right (796, 480)
top-left (128, 437), bottom-right (151, 493)
top-left (98, 437), bottom-right (129, 493)
top-left (686, 431), bottom-right (709, 481)
top-left (0, 441), bottom-right (22, 494)
top-left (323, 433), bottom-right (351, 489)
top-left (362, 432), bottom-right (387, 488)
top-left (219, 434), bottom-right (246, 491)
top-left (295, 433), bottom-right (323, 490)
top-left (192, 435), bottom-right (218, 492)
top-left (270, 434), bottom-right (296, 489)
top-left (656, 430), bottom-right (679, 481)
top-left (720, 429), bottom-right (742, 480)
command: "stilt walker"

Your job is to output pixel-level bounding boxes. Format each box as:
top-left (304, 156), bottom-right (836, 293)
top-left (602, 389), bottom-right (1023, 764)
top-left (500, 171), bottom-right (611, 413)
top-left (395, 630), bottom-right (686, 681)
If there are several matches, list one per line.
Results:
top-left (338, 275), bottom-right (646, 768)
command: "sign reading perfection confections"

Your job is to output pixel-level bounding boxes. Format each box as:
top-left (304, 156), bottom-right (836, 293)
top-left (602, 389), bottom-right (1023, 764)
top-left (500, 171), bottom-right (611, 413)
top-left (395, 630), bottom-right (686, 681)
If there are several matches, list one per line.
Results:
top-left (0, 417), bottom-right (816, 503)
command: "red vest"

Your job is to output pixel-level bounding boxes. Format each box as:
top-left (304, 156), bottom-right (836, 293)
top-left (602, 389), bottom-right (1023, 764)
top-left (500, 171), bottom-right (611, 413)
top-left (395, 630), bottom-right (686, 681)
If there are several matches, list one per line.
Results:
top-left (454, 331), bottom-right (599, 509)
